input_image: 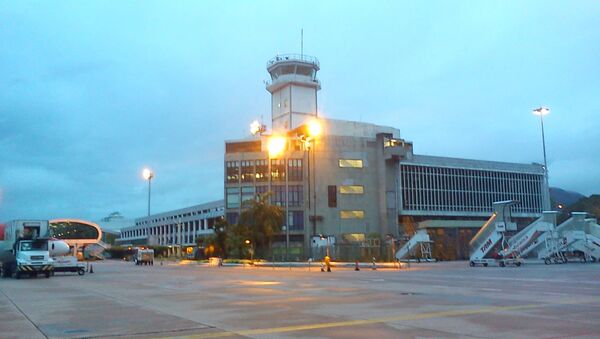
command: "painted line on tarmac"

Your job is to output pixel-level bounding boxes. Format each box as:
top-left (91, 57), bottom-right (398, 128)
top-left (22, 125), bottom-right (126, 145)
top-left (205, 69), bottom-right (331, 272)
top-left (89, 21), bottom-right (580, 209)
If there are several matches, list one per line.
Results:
top-left (163, 299), bottom-right (594, 339)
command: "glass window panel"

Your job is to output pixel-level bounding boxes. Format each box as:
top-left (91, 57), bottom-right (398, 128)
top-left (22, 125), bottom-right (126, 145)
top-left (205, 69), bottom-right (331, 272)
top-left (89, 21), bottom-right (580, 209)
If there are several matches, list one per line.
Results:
top-left (339, 185), bottom-right (364, 194)
top-left (338, 159), bottom-right (363, 168)
top-left (340, 210), bottom-right (365, 219)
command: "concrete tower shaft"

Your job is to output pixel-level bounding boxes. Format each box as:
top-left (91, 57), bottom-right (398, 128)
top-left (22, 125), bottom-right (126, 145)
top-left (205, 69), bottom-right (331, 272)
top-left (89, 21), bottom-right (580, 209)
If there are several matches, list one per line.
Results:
top-left (266, 54), bottom-right (320, 132)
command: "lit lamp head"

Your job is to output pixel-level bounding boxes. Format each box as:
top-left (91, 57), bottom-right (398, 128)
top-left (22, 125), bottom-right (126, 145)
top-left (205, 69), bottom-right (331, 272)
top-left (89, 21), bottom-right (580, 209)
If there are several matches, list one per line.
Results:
top-left (532, 107), bottom-right (550, 116)
top-left (267, 136), bottom-right (286, 158)
top-left (142, 168), bottom-right (154, 180)
top-left (244, 239), bottom-right (251, 245)
top-left (250, 120), bottom-right (266, 135)
top-left (308, 119), bottom-right (322, 137)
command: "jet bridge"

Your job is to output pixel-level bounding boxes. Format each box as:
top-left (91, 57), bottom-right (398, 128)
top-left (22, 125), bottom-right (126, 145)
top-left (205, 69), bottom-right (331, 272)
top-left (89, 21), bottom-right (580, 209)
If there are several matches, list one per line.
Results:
top-left (395, 229), bottom-right (434, 262)
top-left (469, 200), bottom-right (518, 267)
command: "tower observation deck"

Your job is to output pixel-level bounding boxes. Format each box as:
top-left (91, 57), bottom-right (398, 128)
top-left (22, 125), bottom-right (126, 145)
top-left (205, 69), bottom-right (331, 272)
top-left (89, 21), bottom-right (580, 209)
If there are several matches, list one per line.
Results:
top-left (266, 54), bottom-right (321, 132)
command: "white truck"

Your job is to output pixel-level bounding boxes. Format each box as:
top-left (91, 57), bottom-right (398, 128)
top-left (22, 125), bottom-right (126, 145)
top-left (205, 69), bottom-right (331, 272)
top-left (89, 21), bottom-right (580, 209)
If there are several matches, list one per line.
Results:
top-left (133, 247), bottom-right (154, 265)
top-left (1, 220), bottom-right (55, 279)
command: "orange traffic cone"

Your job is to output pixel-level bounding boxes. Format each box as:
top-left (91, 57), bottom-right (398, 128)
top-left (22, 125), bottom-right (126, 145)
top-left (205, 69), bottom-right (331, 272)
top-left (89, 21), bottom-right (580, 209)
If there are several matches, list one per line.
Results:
top-left (354, 261), bottom-right (360, 271)
top-left (89, 264), bottom-right (94, 274)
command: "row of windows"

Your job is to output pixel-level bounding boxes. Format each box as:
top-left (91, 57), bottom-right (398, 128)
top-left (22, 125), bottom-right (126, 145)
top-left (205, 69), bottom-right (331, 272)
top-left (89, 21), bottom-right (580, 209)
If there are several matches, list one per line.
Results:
top-left (135, 207), bottom-right (224, 226)
top-left (226, 159), bottom-right (303, 183)
top-left (226, 211), bottom-right (305, 231)
top-left (226, 185), bottom-right (304, 208)
top-left (400, 165), bottom-right (544, 213)
top-left (122, 218), bottom-right (218, 245)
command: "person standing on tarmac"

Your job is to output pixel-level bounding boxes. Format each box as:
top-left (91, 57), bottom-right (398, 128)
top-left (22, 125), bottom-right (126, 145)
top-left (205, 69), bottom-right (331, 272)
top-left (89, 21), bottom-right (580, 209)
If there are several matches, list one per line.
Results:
top-left (324, 255), bottom-right (332, 272)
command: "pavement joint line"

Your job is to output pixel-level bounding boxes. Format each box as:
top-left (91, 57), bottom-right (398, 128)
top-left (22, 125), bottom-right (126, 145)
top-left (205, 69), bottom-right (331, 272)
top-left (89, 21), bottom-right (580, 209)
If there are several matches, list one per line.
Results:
top-left (0, 286), bottom-right (49, 339)
top-left (162, 298), bottom-right (598, 339)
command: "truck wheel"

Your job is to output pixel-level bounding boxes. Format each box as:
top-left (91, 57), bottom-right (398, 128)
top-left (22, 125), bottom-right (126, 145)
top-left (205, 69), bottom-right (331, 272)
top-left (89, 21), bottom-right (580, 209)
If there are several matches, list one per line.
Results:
top-left (499, 261), bottom-right (505, 267)
top-left (483, 263), bottom-right (488, 267)
top-left (469, 261), bottom-right (475, 267)
top-left (516, 262), bottom-right (522, 267)
top-left (78, 268), bottom-right (85, 276)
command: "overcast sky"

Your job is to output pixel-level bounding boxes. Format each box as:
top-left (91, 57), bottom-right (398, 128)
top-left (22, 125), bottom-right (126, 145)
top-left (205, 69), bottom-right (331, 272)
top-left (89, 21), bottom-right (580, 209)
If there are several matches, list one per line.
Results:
top-left (1, 1), bottom-right (599, 222)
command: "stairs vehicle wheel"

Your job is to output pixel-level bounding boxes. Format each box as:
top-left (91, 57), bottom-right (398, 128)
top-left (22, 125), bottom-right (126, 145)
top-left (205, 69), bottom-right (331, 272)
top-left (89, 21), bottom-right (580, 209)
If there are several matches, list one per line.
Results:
top-left (469, 261), bottom-right (475, 267)
top-left (483, 263), bottom-right (488, 267)
top-left (499, 261), bottom-right (505, 267)
top-left (45, 272), bottom-right (51, 278)
top-left (516, 261), bottom-right (522, 267)
top-left (544, 258), bottom-right (551, 265)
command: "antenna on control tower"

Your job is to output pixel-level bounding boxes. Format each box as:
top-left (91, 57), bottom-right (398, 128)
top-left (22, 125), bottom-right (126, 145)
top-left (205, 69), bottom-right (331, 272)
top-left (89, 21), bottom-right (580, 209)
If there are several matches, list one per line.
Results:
top-left (301, 29), bottom-right (303, 57)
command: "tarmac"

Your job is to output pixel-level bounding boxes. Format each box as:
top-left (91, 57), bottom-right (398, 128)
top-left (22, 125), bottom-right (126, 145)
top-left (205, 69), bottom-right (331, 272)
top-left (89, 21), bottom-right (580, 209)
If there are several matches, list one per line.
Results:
top-left (1, 260), bottom-right (599, 338)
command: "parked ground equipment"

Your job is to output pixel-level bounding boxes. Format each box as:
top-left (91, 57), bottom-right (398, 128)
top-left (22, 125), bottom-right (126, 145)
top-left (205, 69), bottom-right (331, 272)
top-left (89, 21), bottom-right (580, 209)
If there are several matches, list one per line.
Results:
top-left (395, 229), bottom-right (435, 262)
top-left (133, 247), bottom-right (154, 265)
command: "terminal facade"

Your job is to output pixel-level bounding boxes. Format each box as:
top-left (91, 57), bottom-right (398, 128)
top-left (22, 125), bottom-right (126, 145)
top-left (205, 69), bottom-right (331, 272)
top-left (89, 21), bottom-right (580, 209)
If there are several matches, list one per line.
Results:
top-left (224, 54), bottom-right (548, 260)
top-left (118, 200), bottom-right (224, 256)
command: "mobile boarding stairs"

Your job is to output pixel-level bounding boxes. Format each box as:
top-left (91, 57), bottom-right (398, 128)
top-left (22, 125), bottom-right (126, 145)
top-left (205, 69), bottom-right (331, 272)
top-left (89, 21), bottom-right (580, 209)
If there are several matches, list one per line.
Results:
top-left (395, 229), bottom-right (435, 262)
top-left (469, 201), bottom-right (600, 267)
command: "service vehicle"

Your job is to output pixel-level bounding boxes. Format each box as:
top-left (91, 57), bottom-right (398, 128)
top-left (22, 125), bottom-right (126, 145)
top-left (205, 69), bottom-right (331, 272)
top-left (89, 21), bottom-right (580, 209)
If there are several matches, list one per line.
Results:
top-left (133, 247), bottom-right (154, 265)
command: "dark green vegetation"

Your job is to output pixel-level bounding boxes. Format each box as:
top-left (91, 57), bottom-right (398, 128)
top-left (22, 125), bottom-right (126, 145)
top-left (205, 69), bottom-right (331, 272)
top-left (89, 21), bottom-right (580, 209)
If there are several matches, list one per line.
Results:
top-left (197, 194), bottom-right (284, 259)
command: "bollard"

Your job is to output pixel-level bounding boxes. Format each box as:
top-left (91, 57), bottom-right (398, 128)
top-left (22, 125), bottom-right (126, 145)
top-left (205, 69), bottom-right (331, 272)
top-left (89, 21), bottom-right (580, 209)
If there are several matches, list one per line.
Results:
top-left (89, 264), bottom-right (94, 274)
top-left (371, 257), bottom-right (377, 270)
top-left (354, 261), bottom-right (360, 271)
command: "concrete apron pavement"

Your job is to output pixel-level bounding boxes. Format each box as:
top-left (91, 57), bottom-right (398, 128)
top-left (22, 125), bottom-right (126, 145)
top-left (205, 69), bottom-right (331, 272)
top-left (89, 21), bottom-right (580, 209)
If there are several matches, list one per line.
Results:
top-left (1, 260), bottom-right (600, 338)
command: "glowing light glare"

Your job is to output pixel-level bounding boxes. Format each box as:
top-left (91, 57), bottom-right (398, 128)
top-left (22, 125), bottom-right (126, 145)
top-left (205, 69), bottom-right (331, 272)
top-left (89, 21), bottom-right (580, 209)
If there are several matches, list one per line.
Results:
top-left (250, 120), bottom-right (261, 135)
top-left (142, 168), bottom-right (154, 180)
top-left (532, 107), bottom-right (550, 116)
top-left (245, 239), bottom-right (251, 245)
top-left (308, 120), bottom-right (322, 137)
top-left (267, 136), bottom-right (286, 158)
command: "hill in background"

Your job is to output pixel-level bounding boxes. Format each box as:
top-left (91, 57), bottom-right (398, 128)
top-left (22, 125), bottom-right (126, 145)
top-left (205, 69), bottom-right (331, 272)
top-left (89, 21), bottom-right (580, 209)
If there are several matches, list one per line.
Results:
top-left (564, 195), bottom-right (600, 219)
top-left (550, 187), bottom-right (585, 206)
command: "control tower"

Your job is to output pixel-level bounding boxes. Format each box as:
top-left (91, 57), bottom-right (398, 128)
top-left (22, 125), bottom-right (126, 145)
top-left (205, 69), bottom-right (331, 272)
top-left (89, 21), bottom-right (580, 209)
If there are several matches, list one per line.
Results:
top-left (266, 54), bottom-right (321, 132)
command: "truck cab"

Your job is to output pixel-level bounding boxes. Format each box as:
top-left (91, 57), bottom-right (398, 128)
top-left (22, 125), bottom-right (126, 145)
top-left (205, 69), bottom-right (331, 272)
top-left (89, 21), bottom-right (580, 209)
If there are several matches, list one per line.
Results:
top-left (13, 239), bottom-right (54, 279)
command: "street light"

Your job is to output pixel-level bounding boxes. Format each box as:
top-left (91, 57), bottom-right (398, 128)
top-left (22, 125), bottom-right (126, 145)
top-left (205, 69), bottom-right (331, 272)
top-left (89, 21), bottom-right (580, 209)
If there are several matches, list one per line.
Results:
top-left (267, 135), bottom-right (289, 261)
top-left (244, 239), bottom-right (253, 262)
top-left (319, 234), bottom-right (330, 257)
top-left (250, 120), bottom-right (267, 135)
top-left (142, 168), bottom-right (154, 216)
top-left (532, 106), bottom-right (551, 210)
top-left (305, 119), bottom-right (321, 254)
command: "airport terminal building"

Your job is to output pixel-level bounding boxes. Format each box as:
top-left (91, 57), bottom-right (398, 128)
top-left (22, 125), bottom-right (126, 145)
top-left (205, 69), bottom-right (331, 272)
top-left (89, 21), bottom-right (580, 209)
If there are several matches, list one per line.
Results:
top-left (118, 200), bottom-right (224, 255)
top-left (224, 54), bottom-right (548, 260)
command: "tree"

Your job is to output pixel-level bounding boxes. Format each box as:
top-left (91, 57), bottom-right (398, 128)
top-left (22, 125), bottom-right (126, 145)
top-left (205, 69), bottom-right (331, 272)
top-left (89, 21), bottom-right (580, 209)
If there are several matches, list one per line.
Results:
top-left (237, 193), bottom-right (284, 258)
top-left (196, 218), bottom-right (229, 258)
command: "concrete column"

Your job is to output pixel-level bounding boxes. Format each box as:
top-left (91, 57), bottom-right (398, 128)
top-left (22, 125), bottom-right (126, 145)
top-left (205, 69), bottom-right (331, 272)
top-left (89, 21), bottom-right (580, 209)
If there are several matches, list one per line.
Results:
top-left (375, 134), bottom-right (389, 237)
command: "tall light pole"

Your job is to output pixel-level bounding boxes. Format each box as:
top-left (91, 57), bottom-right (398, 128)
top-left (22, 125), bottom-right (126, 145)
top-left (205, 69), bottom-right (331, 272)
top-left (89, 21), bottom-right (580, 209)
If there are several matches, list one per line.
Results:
top-left (306, 120), bottom-right (322, 251)
top-left (142, 168), bottom-right (154, 217)
top-left (532, 107), bottom-right (551, 210)
top-left (267, 135), bottom-right (287, 260)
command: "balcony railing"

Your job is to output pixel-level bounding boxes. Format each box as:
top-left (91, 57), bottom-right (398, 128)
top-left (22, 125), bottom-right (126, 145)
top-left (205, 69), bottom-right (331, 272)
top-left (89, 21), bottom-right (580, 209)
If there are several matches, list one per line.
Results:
top-left (267, 54), bottom-right (320, 68)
